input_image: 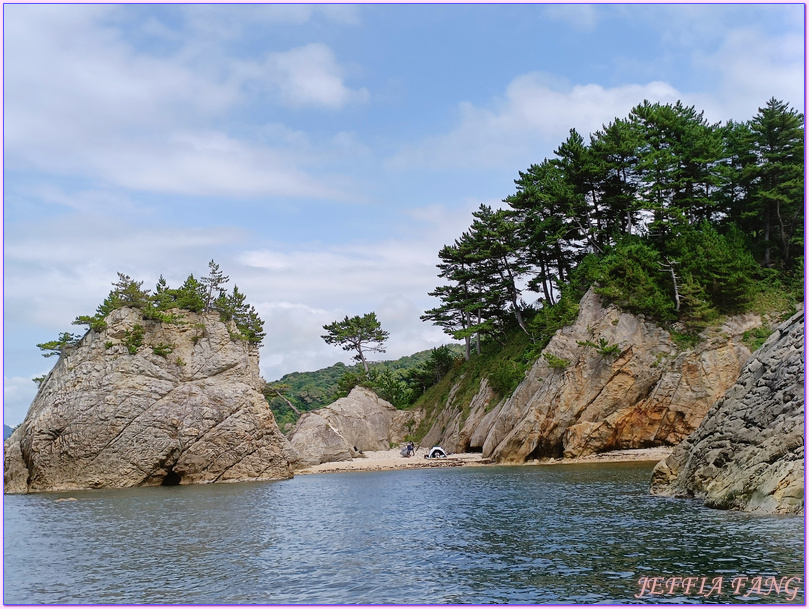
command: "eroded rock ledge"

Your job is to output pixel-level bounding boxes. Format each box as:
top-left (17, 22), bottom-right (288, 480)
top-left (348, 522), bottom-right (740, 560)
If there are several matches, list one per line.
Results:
top-left (423, 289), bottom-right (762, 462)
top-left (650, 311), bottom-right (804, 514)
top-left (4, 307), bottom-right (297, 494)
top-left (287, 386), bottom-right (423, 467)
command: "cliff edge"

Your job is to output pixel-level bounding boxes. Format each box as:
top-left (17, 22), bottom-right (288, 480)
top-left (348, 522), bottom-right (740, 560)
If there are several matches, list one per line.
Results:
top-left (4, 307), bottom-right (297, 494)
top-left (422, 289), bottom-right (761, 462)
top-left (650, 311), bottom-right (804, 514)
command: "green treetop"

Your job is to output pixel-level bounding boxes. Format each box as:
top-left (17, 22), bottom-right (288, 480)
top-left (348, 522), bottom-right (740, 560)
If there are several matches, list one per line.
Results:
top-left (322, 312), bottom-right (389, 373)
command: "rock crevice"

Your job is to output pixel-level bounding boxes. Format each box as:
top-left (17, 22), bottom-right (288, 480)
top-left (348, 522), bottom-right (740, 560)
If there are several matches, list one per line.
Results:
top-left (4, 307), bottom-right (296, 494)
top-left (650, 311), bottom-right (804, 514)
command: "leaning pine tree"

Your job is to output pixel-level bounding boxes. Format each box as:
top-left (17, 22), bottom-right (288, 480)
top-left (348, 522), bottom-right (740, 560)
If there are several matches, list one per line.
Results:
top-left (321, 312), bottom-right (389, 374)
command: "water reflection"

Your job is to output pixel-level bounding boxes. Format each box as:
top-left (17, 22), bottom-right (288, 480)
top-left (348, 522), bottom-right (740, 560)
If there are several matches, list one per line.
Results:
top-left (4, 462), bottom-right (804, 604)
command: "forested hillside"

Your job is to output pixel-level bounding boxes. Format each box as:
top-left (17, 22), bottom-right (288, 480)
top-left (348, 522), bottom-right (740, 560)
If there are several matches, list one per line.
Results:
top-left (272, 98), bottom-right (803, 439)
top-left (405, 98), bottom-right (803, 441)
top-left (266, 345), bottom-right (464, 431)
top-left (423, 98), bottom-right (803, 355)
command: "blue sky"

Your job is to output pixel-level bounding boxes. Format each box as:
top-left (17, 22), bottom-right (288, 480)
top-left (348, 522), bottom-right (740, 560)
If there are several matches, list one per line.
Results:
top-left (3, 3), bottom-right (804, 425)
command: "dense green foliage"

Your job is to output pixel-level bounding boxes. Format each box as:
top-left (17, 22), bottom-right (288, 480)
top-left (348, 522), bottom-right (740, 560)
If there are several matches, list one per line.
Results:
top-left (406, 97), bottom-right (802, 443)
top-left (424, 98), bottom-right (803, 347)
top-left (266, 345), bottom-right (465, 431)
top-left (38, 262), bottom-right (265, 370)
top-left (71, 261), bottom-right (265, 345)
top-left (321, 312), bottom-right (390, 373)
top-left (36, 332), bottom-right (82, 357)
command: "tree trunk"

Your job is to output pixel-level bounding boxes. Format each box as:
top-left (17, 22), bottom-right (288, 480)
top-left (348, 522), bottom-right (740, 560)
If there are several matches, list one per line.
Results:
top-left (271, 389), bottom-right (301, 416)
top-left (501, 262), bottom-right (530, 337)
top-left (475, 310), bottom-right (481, 355)
top-left (763, 205), bottom-right (772, 267)
top-left (663, 258), bottom-right (681, 312)
top-left (463, 311), bottom-right (471, 360)
top-left (775, 200), bottom-right (792, 265)
top-left (358, 349), bottom-right (369, 373)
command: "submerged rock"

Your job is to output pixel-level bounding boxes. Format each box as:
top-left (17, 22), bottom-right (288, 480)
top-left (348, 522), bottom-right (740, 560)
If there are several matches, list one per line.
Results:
top-left (4, 307), bottom-right (297, 494)
top-left (287, 386), bottom-right (422, 467)
top-left (650, 311), bottom-right (804, 514)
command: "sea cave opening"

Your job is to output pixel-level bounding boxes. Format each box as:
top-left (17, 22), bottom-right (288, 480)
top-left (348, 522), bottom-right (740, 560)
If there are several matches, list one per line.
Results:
top-left (161, 468), bottom-right (182, 486)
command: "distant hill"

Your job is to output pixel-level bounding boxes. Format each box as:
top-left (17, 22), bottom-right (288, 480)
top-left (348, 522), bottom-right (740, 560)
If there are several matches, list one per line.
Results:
top-left (4, 425), bottom-right (14, 440)
top-left (266, 346), bottom-right (463, 431)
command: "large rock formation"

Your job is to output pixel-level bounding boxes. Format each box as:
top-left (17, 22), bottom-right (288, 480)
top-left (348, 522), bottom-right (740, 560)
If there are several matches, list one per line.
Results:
top-left (287, 387), bottom-right (423, 467)
top-left (422, 289), bottom-right (762, 462)
top-left (650, 311), bottom-right (804, 514)
top-left (4, 307), bottom-right (297, 494)
top-left (420, 377), bottom-right (501, 452)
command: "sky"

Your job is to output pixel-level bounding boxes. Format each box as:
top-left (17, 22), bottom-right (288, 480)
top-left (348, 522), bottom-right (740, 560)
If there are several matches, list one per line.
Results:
top-left (3, 2), bottom-right (805, 426)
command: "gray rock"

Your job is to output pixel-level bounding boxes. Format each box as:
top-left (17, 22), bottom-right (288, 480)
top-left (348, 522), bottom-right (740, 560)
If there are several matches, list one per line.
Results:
top-left (650, 311), bottom-right (804, 514)
top-left (4, 307), bottom-right (297, 494)
top-left (287, 387), bottom-right (422, 467)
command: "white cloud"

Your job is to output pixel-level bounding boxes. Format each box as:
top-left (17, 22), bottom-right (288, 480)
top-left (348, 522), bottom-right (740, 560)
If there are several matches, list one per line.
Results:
top-left (179, 4), bottom-right (359, 41)
top-left (543, 5), bottom-right (600, 31)
top-left (262, 43), bottom-right (370, 109)
top-left (390, 74), bottom-right (682, 170)
top-left (699, 27), bottom-right (804, 121)
top-left (237, 239), bottom-right (438, 306)
top-left (4, 6), bottom-right (365, 199)
top-left (4, 212), bottom-right (248, 328)
top-left (100, 131), bottom-right (347, 199)
top-left (234, 203), bottom-right (482, 380)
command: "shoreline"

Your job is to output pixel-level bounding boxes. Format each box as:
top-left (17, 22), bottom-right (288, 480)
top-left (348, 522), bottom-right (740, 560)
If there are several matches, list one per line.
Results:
top-left (294, 446), bottom-right (673, 475)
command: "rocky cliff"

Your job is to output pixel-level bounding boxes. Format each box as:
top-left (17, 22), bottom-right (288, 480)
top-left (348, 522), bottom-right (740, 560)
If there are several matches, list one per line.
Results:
top-left (287, 386), bottom-right (422, 467)
top-left (421, 289), bottom-right (762, 462)
top-left (649, 311), bottom-right (804, 514)
top-left (4, 307), bottom-right (297, 494)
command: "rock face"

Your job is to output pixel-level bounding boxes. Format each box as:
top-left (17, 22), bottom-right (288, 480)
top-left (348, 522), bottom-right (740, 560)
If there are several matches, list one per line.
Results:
top-left (650, 312), bottom-right (804, 514)
top-left (422, 289), bottom-right (761, 462)
top-left (4, 308), bottom-right (297, 494)
top-left (420, 378), bottom-right (502, 452)
top-left (287, 387), bottom-right (422, 467)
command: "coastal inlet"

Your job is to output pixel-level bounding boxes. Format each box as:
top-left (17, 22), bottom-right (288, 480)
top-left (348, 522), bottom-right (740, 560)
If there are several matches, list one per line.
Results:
top-left (4, 462), bottom-right (803, 605)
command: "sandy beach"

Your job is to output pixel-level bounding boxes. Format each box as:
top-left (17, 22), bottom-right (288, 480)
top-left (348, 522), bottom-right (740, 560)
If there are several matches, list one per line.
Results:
top-left (294, 446), bottom-right (673, 475)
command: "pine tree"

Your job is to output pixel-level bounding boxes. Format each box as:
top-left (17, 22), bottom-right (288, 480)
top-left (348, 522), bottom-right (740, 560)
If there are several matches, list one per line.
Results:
top-left (173, 274), bottom-right (206, 312)
top-left (469, 204), bottom-right (531, 336)
top-left (37, 332), bottom-right (82, 357)
top-left (322, 313), bottom-right (389, 373)
top-left (748, 98), bottom-right (804, 269)
top-left (152, 275), bottom-right (174, 311)
top-left (201, 259), bottom-right (230, 311)
top-left (589, 117), bottom-right (642, 239)
top-left (110, 273), bottom-right (151, 309)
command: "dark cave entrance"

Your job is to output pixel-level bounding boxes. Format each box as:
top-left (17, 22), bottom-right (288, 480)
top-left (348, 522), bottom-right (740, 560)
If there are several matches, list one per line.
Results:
top-left (161, 468), bottom-right (182, 486)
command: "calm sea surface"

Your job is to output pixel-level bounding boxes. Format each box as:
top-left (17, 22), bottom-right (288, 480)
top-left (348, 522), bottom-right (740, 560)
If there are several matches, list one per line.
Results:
top-left (3, 462), bottom-right (804, 604)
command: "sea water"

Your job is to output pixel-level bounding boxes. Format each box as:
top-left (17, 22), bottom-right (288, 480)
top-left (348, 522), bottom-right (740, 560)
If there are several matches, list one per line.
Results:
top-left (3, 462), bottom-right (804, 604)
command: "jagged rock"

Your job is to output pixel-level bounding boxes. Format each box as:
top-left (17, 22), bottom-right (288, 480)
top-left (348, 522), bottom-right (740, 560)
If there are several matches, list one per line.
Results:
top-left (650, 312), bottom-right (804, 514)
top-left (287, 387), bottom-right (423, 467)
top-left (422, 289), bottom-right (761, 460)
top-left (4, 307), bottom-right (297, 494)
